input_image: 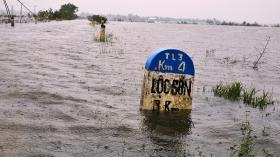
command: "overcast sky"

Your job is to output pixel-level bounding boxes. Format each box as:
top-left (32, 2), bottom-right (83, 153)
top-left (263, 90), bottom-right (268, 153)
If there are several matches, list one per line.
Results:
top-left (2, 0), bottom-right (280, 24)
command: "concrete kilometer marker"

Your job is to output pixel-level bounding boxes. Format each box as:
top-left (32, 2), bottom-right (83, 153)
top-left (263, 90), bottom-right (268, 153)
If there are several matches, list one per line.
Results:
top-left (140, 48), bottom-right (195, 111)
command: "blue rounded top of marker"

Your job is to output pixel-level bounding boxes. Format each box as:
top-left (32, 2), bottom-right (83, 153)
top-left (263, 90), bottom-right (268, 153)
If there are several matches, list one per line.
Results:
top-left (145, 48), bottom-right (195, 75)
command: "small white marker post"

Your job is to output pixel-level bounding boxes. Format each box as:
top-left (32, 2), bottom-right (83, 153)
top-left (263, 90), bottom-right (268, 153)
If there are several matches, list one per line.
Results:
top-left (140, 48), bottom-right (195, 111)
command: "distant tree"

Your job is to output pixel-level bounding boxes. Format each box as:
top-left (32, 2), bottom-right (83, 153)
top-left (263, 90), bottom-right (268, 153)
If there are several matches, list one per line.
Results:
top-left (206, 19), bottom-right (214, 25)
top-left (52, 11), bottom-right (61, 20)
top-left (219, 20), bottom-right (262, 27)
top-left (47, 8), bottom-right (55, 20)
top-left (87, 15), bottom-right (107, 24)
top-left (37, 10), bottom-right (49, 21)
top-left (58, 3), bottom-right (78, 20)
top-left (252, 22), bottom-right (260, 26)
top-left (272, 24), bottom-right (280, 27)
top-left (37, 3), bottom-right (78, 21)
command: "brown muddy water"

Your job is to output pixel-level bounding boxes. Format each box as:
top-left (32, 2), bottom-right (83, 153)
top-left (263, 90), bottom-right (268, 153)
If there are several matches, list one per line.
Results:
top-left (0, 20), bottom-right (280, 156)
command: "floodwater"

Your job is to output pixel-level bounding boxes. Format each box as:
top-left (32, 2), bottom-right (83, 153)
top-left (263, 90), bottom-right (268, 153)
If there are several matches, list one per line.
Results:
top-left (0, 20), bottom-right (280, 156)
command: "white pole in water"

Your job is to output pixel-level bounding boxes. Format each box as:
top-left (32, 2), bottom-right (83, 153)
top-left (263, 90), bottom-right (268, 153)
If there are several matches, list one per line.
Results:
top-left (33, 5), bottom-right (37, 24)
top-left (20, 3), bottom-right (22, 23)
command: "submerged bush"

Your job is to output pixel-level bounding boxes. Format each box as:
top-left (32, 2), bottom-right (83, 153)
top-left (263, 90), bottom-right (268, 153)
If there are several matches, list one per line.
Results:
top-left (88, 15), bottom-right (107, 24)
top-left (213, 82), bottom-right (274, 109)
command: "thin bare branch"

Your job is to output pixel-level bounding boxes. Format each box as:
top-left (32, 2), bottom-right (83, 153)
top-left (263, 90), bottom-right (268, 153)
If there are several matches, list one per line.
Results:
top-left (253, 36), bottom-right (271, 69)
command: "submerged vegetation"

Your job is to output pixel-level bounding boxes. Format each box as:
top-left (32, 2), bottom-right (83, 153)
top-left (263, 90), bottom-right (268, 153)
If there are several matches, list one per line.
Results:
top-left (213, 82), bottom-right (274, 109)
top-left (243, 88), bottom-right (274, 110)
top-left (231, 120), bottom-right (279, 157)
top-left (232, 121), bottom-right (255, 157)
top-left (238, 122), bottom-right (255, 157)
top-left (205, 36), bottom-right (271, 70)
top-left (213, 82), bottom-right (243, 101)
top-left (94, 33), bottom-right (114, 44)
top-left (105, 33), bottom-right (114, 43)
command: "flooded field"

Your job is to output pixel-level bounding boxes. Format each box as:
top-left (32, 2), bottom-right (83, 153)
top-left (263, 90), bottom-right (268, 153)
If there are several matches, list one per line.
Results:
top-left (0, 20), bottom-right (280, 156)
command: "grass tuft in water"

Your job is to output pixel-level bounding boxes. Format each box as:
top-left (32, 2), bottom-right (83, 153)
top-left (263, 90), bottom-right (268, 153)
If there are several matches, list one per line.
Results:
top-left (227, 82), bottom-right (243, 100)
top-left (105, 33), bottom-right (114, 43)
top-left (213, 82), bottom-right (242, 101)
top-left (253, 90), bottom-right (274, 109)
top-left (94, 33), bottom-right (115, 44)
top-left (232, 121), bottom-right (255, 157)
top-left (231, 121), bottom-right (279, 157)
top-left (213, 82), bottom-right (274, 109)
top-left (213, 82), bottom-right (225, 97)
top-left (242, 88), bottom-right (256, 105)
top-left (242, 88), bottom-right (274, 109)
top-left (239, 122), bottom-right (255, 157)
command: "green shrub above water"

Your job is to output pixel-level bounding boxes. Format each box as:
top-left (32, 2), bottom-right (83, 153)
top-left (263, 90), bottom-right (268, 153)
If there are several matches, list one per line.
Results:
top-left (213, 82), bottom-right (274, 109)
top-left (88, 15), bottom-right (108, 24)
top-left (213, 82), bottom-right (242, 100)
